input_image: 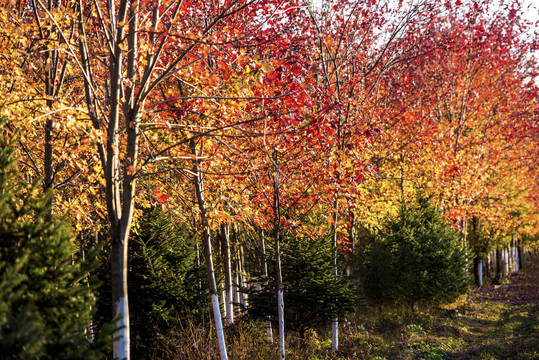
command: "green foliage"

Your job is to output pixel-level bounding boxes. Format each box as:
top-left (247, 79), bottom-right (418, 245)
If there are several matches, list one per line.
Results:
top-left (406, 324), bottom-right (426, 335)
top-left (356, 196), bottom-right (471, 306)
top-left (130, 206), bottom-right (209, 357)
top-left (247, 233), bottom-right (354, 337)
top-left (96, 206), bottom-right (209, 359)
top-left (0, 117), bottom-right (112, 359)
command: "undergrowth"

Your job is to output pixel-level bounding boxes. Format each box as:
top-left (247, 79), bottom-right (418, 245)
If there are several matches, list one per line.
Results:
top-left (146, 256), bottom-right (539, 359)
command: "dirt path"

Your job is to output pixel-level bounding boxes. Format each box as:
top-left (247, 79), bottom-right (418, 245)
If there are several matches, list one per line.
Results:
top-left (471, 258), bottom-right (539, 306)
top-left (445, 257), bottom-right (539, 359)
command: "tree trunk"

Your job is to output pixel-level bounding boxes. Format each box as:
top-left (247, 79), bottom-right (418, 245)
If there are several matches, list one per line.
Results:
top-left (259, 229), bottom-right (273, 343)
top-left (503, 247), bottom-right (509, 277)
top-left (473, 257), bottom-right (483, 287)
top-left (331, 205), bottom-right (339, 350)
top-left (107, 16), bottom-right (133, 357)
top-left (221, 282), bottom-right (227, 320)
top-left (517, 241), bottom-right (524, 270)
top-left (221, 223), bottom-right (234, 324)
top-left (272, 163), bottom-right (285, 360)
top-left (460, 219), bottom-right (468, 270)
top-left (344, 211), bottom-right (356, 277)
top-left (511, 235), bottom-right (520, 271)
top-left (233, 252), bottom-right (240, 309)
top-left (275, 228), bottom-right (285, 360)
top-left (111, 223), bottom-right (131, 360)
top-left (495, 246), bottom-right (502, 284)
top-left (238, 243), bottom-right (247, 308)
top-left (191, 139), bottom-right (228, 360)
top-left (485, 250), bottom-right (493, 282)
top-left (44, 112), bottom-right (54, 222)
top-left (30, 0), bottom-right (70, 222)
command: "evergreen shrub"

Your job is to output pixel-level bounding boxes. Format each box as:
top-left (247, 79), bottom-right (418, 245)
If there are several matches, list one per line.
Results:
top-left (0, 117), bottom-right (112, 359)
top-left (95, 206), bottom-right (209, 359)
top-left (247, 233), bottom-right (354, 337)
top-left (356, 196), bottom-right (470, 307)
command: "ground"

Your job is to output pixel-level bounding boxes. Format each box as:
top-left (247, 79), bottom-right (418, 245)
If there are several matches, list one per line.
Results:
top-left (445, 257), bottom-right (539, 359)
top-left (161, 255), bottom-right (539, 360)
top-left (329, 254), bottom-right (539, 360)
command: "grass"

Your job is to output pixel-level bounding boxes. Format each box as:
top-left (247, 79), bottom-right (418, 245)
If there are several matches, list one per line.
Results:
top-left (149, 255), bottom-right (539, 359)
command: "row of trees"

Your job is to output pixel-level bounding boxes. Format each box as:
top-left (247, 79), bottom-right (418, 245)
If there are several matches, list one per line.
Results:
top-left (0, 0), bottom-right (537, 358)
top-left (0, 136), bottom-right (470, 359)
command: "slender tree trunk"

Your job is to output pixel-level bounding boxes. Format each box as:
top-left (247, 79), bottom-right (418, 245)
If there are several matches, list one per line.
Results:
top-left (272, 163), bottom-right (285, 360)
top-left (504, 247), bottom-right (509, 277)
top-left (221, 223), bottom-right (234, 324)
top-left (221, 282), bottom-right (227, 320)
top-left (344, 212), bottom-right (356, 277)
top-left (473, 257), bottom-right (483, 287)
top-left (517, 240), bottom-right (524, 270)
top-left (107, 12), bottom-right (132, 357)
top-left (108, 109), bottom-right (139, 360)
top-left (194, 240), bottom-right (204, 290)
top-left (79, 233), bottom-right (94, 342)
top-left (485, 251), bottom-right (493, 282)
top-left (331, 203), bottom-right (339, 350)
top-left (191, 139), bottom-right (228, 360)
top-left (238, 243), bottom-right (247, 308)
top-left (259, 229), bottom-right (273, 343)
top-left (44, 112), bottom-right (54, 221)
top-left (495, 246), bottom-right (502, 284)
top-left (460, 219), bottom-right (468, 271)
top-left (41, 5), bottom-right (55, 221)
top-left (31, 0), bottom-right (70, 222)
top-left (275, 228), bottom-right (285, 360)
top-left (111, 223), bottom-right (131, 360)
top-left (512, 235), bottom-right (520, 271)
top-left (233, 252), bottom-right (240, 308)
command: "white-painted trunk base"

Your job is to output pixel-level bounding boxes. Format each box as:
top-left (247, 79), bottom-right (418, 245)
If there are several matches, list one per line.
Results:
top-left (221, 288), bottom-right (227, 319)
top-left (113, 297), bottom-right (130, 360)
top-left (266, 317), bottom-right (274, 343)
top-left (211, 293), bottom-right (228, 360)
top-left (332, 317), bottom-right (338, 350)
top-left (478, 260), bottom-right (483, 287)
top-left (278, 290), bottom-right (285, 360)
top-left (227, 288), bottom-right (234, 324)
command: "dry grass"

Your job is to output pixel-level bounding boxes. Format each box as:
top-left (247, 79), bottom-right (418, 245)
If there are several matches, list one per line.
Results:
top-left (143, 255), bottom-right (539, 359)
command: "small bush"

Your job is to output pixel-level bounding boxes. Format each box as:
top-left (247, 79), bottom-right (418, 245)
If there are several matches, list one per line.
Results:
top-left (356, 196), bottom-right (471, 307)
top-left (247, 233), bottom-right (354, 338)
top-left (0, 117), bottom-right (112, 359)
top-left (128, 207), bottom-right (209, 358)
top-left (95, 206), bottom-right (209, 359)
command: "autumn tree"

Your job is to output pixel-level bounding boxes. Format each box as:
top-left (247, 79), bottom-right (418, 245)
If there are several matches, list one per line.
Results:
top-left (364, 0), bottom-right (538, 255)
top-left (12, 0), bottom-right (315, 358)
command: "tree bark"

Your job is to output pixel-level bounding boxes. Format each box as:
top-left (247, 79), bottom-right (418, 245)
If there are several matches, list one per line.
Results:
top-left (221, 223), bottom-right (234, 324)
top-left (191, 139), bottom-right (228, 360)
top-left (259, 229), bottom-right (273, 342)
top-left (344, 212), bottom-right (356, 277)
top-left (275, 228), bottom-right (285, 360)
top-left (517, 241), bottom-right (524, 270)
top-left (238, 243), bottom-right (247, 308)
top-left (495, 246), bottom-right (502, 284)
top-left (331, 203), bottom-right (339, 350)
top-left (272, 161), bottom-right (285, 360)
top-left (111, 223), bottom-right (131, 360)
top-left (503, 247), bottom-right (509, 277)
top-left (30, 0), bottom-right (72, 221)
top-left (473, 257), bottom-right (483, 287)
top-left (106, 3), bottom-right (133, 357)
